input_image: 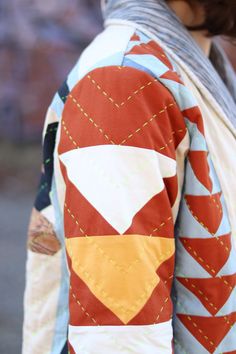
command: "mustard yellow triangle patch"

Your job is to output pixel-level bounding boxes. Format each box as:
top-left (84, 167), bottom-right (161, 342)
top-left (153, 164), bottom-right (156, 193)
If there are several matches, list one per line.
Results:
top-left (66, 235), bottom-right (174, 324)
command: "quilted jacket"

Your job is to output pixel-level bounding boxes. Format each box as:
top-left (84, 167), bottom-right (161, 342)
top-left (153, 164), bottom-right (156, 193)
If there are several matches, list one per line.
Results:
top-left (22, 21), bottom-right (236, 354)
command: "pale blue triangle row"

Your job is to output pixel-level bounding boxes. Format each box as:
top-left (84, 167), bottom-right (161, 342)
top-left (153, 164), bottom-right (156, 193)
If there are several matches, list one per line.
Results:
top-left (175, 240), bottom-right (211, 278)
top-left (125, 53), bottom-right (169, 78)
top-left (184, 159), bottom-right (211, 196)
top-left (207, 156), bottom-right (222, 194)
top-left (122, 57), bottom-right (156, 78)
top-left (159, 78), bottom-right (198, 111)
top-left (215, 194), bottom-right (232, 237)
top-left (184, 118), bottom-right (208, 151)
top-left (215, 322), bottom-right (236, 353)
top-left (174, 280), bottom-right (211, 316)
top-left (50, 92), bottom-right (65, 120)
top-left (217, 242), bottom-right (236, 277)
top-left (175, 198), bottom-right (212, 239)
top-left (50, 178), bottom-right (70, 354)
top-left (216, 286), bottom-right (236, 317)
top-left (173, 316), bottom-right (209, 354)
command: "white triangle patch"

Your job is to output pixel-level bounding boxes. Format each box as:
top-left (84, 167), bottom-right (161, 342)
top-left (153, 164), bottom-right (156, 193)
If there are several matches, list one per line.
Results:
top-left (60, 145), bottom-right (176, 234)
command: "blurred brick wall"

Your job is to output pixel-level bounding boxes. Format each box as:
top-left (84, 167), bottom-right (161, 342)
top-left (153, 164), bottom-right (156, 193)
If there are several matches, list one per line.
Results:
top-left (0, 1), bottom-right (235, 142)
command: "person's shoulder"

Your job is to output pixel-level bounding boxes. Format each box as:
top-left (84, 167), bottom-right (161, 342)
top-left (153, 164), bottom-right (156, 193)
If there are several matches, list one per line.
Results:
top-left (67, 24), bottom-right (181, 87)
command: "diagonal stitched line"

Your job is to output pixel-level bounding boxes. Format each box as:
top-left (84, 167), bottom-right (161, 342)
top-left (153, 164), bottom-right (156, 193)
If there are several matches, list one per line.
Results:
top-left (61, 119), bottom-right (234, 321)
top-left (87, 74), bottom-right (158, 108)
top-left (175, 264), bottom-right (236, 320)
top-left (180, 238), bottom-right (233, 291)
top-left (119, 102), bottom-right (176, 145)
top-left (175, 297), bottom-right (236, 351)
top-left (209, 195), bottom-right (223, 213)
top-left (68, 94), bottom-right (116, 145)
top-left (173, 297), bottom-right (216, 349)
top-left (181, 278), bottom-right (218, 312)
top-left (67, 240), bottom-right (160, 313)
top-left (68, 93), bottom-right (177, 148)
top-left (154, 274), bottom-right (173, 323)
top-left (184, 197), bottom-right (230, 253)
top-left (186, 315), bottom-right (216, 348)
top-left (62, 120), bottom-right (80, 148)
top-left (149, 216), bottom-right (173, 237)
top-left (65, 204), bottom-right (141, 274)
top-left (71, 275), bottom-right (175, 328)
top-left (62, 116), bottom-right (184, 157)
top-left (70, 285), bottom-right (142, 353)
top-left (65, 203), bottom-right (174, 278)
top-left (70, 285), bottom-right (98, 325)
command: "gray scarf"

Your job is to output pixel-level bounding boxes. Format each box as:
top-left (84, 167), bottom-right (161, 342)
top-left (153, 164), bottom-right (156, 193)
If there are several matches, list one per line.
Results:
top-left (101, 0), bottom-right (236, 128)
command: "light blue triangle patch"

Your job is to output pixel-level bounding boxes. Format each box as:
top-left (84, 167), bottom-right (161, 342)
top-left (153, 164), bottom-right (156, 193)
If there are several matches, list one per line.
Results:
top-left (215, 194), bottom-right (231, 237)
top-left (173, 316), bottom-right (209, 354)
top-left (184, 119), bottom-right (208, 151)
top-left (174, 280), bottom-right (211, 316)
top-left (160, 78), bottom-right (197, 111)
top-left (125, 54), bottom-right (169, 78)
top-left (184, 160), bottom-right (211, 196)
top-left (207, 156), bottom-right (222, 194)
top-left (216, 286), bottom-right (236, 316)
top-left (217, 243), bottom-right (236, 277)
top-left (122, 57), bottom-right (155, 78)
top-left (215, 322), bottom-right (236, 353)
top-left (175, 240), bottom-right (211, 278)
top-left (50, 93), bottom-right (65, 119)
top-left (176, 198), bottom-right (212, 239)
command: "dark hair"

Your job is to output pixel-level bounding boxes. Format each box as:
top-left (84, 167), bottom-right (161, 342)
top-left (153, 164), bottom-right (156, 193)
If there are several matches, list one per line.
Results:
top-left (186, 0), bottom-right (236, 39)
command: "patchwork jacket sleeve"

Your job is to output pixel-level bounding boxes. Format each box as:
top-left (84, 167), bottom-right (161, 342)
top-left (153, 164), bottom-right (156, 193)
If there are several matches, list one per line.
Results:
top-left (57, 65), bottom-right (189, 354)
top-left (22, 103), bottom-right (68, 354)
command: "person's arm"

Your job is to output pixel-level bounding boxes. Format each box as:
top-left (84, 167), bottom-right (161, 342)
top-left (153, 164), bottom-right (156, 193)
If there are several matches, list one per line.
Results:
top-left (58, 64), bottom-right (188, 353)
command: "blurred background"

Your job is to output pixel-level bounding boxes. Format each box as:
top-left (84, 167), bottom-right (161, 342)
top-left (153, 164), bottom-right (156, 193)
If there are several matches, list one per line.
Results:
top-left (0, 1), bottom-right (235, 353)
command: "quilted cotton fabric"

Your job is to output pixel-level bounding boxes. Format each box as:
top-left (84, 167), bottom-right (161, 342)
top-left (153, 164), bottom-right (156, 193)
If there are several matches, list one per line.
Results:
top-left (22, 23), bottom-right (236, 354)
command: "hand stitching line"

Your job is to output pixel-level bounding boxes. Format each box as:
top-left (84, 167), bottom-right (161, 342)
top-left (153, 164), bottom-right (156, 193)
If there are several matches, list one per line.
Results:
top-left (87, 74), bottom-right (158, 108)
top-left (184, 197), bottom-right (229, 253)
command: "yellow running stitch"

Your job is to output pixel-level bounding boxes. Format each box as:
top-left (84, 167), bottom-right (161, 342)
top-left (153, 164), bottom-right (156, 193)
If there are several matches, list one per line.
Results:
top-left (154, 297), bottom-right (169, 322)
top-left (68, 94), bottom-right (116, 145)
top-left (70, 286), bottom-right (98, 325)
top-left (87, 74), bottom-right (158, 108)
top-left (182, 239), bottom-right (233, 291)
top-left (65, 204), bottom-right (141, 274)
top-left (67, 241), bottom-right (159, 314)
top-left (184, 198), bottom-right (230, 253)
top-left (173, 277), bottom-right (235, 352)
top-left (70, 285), bottom-right (139, 352)
top-left (119, 102), bottom-right (176, 145)
top-left (209, 195), bottom-right (222, 213)
top-left (182, 278), bottom-right (218, 312)
top-left (154, 275), bottom-right (173, 323)
top-left (149, 216), bottom-right (173, 237)
top-left (65, 205), bottom-right (176, 290)
top-left (64, 97), bottom-right (178, 150)
top-left (62, 120), bottom-right (79, 148)
top-left (186, 315), bottom-right (215, 348)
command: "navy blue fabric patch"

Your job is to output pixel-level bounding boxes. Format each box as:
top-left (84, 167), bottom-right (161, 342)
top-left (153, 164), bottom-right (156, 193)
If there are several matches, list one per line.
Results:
top-left (35, 122), bottom-right (59, 211)
top-left (58, 80), bottom-right (70, 104)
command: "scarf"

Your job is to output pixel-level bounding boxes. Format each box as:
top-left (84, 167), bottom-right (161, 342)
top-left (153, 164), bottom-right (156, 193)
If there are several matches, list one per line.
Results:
top-left (101, 0), bottom-right (236, 128)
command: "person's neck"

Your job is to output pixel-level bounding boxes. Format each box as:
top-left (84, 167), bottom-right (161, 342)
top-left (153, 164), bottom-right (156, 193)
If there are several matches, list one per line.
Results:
top-left (189, 30), bottom-right (212, 57)
top-left (168, 0), bottom-right (212, 57)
